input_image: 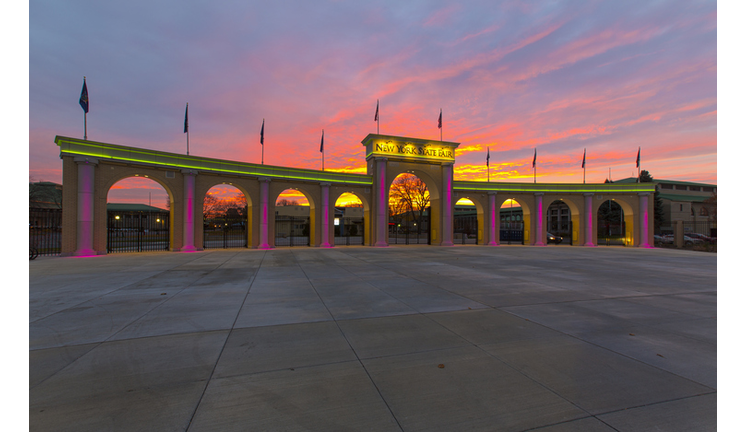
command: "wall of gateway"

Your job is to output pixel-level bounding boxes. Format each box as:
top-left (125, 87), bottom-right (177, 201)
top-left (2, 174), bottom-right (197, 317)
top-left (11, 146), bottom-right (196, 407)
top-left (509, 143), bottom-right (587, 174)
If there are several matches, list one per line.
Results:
top-left (55, 134), bottom-right (655, 256)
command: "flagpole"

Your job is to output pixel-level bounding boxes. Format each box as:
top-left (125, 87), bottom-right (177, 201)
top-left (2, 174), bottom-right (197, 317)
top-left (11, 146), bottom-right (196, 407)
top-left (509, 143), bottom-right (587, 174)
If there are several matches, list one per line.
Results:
top-left (261, 119), bottom-right (265, 165)
top-left (487, 147), bottom-right (490, 182)
top-left (376, 100), bottom-right (380, 134)
top-left (634, 147), bottom-right (640, 182)
top-left (440, 109), bottom-right (443, 141)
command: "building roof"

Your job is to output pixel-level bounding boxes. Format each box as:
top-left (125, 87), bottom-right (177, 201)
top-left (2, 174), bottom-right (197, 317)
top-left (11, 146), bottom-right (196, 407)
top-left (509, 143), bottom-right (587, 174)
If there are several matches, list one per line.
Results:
top-left (614, 177), bottom-right (716, 187)
top-left (657, 193), bottom-right (712, 203)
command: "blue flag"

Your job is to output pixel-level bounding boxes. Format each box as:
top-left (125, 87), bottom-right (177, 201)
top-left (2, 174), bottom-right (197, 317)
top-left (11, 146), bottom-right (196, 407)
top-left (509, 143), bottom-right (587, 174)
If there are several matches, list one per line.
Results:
top-left (260, 119), bottom-right (264, 145)
top-left (320, 130), bottom-right (324, 152)
top-left (79, 78), bottom-right (89, 113)
top-left (532, 148), bottom-right (536, 168)
top-left (184, 103), bottom-right (188, 133)
top-left (636, 147), bottom-right (640, 168)
top-left (582, 148), bottom-right (586, 168)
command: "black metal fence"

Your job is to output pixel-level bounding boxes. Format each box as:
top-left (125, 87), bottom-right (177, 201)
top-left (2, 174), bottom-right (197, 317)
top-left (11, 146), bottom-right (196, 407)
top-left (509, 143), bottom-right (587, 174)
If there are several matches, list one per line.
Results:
top-left (453, 213), bottom-right (477, 245)
top-left (275, 216), bottom-right (310, 247)
top-left (29, 208), bottom-right (62, 256)
top-left (499, 222), bottom-right (525, 244)
top-left (389, 212), bottom-right (430, 245)
top-left (107, 210), bottom-right (170, 253)
top-left (203, 215), bottom-right (247, 249)
top-left (335, 217), bottom-right (364, 245)
top-left (598, 221), bottom-right (626, 246)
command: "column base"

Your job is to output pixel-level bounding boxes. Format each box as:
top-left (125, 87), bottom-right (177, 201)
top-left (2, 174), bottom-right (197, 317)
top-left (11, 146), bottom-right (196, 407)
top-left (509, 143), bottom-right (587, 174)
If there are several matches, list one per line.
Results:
top-left (583, 243), bottom-right (596, 247)
top-left (179, 246), bottom-right (199, 252)
top-left (487, 241), bottom-right (498, 246)
top-left (374, 242), bottom-right (389, 247)
top-left (72, 249), bottom-right (98, 257)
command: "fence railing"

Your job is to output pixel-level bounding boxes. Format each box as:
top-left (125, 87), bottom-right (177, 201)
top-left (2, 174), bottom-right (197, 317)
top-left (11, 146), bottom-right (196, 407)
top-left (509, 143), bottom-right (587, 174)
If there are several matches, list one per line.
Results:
top-left (29, 208), bottom-right (62, 256)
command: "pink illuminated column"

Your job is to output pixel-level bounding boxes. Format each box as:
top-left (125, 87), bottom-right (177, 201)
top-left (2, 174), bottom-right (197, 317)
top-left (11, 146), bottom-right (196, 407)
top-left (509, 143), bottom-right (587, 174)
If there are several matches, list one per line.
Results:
top-left (487, 191), bottom-right (498, 246)
top-left (440, 163), bottom-right (454, 246)
top-left (374, 158), bottom-right (388, 247)
top-left (638, 192), bottom-right (651, 248)
top-left (320, 182), bottom-right (332, 248)
top-left (258, 177), bottom-right (271, 249)
top-left (181, 170), bottom-right (198, 252)
top-left (584, 193), bottom-right (595, 246)
top-left (74, 157), bottom-right (98, 256)
top-left (534, 193), bottom-right (545, 246)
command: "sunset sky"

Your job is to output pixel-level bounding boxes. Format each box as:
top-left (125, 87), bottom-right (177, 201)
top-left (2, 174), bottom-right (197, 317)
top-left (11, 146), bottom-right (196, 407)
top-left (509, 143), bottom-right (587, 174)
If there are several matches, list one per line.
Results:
top-left (28, 1), bottom-right (718, 208)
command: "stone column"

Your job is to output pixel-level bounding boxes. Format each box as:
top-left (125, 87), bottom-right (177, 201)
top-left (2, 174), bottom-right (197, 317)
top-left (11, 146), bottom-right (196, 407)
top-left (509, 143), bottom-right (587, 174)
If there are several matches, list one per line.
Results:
top-left (320, 182), bottom-right (332, 248)
top-left (258, 177), bottom-right (271, 249)
top-left (74, 157), bottom-right (98, 256)
top-left (584, 193), bottom-right (595, 246)
top-left (181, 170), bottom-right (198, 252)
top-left (638, 192), bottom-right (651, 248)
top-left (534, 193), bottom-right (545, 246)
top-left (440, 163), bottom-right (454, 246)
top-left (374, 157), bottom-right (388, 247)
top-left (487, 191), bottom-right (498, 246)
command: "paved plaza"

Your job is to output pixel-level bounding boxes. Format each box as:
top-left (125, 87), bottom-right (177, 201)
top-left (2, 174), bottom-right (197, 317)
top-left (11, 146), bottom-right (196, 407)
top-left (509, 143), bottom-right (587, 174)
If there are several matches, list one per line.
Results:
top-left (29, 245), bottom-right (716, 431)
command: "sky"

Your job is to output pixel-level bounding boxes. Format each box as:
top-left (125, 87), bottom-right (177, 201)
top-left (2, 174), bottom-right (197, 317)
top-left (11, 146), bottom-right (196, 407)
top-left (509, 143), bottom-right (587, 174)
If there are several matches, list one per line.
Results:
top-left (28, 0), bottom-right (717, 208)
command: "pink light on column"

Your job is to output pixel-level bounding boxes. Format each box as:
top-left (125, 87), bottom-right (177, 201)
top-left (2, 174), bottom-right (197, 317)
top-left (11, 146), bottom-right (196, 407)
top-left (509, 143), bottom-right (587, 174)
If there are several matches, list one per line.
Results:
top-left (74, 158), bottom-right (97, 256)
top-left (181, 171), bottom-right (198, 252)
top-left (488, 192), bottom-right (497, 246)
top-left (375, 159), bottom-right (388, 247)
top-left (320, 183), bottom-right (331, 247)
top-left (584, 193), bottom-right (595, 246)
top-left (639, 193), bottom-right (651, 248)
top-left (259, 178), bottom-right (271, 249)
top-left (534, 193), bottom-right (545, 246)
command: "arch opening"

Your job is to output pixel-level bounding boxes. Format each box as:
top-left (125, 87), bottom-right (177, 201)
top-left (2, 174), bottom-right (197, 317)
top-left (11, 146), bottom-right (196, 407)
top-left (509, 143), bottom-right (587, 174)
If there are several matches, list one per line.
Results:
top-left (275, 189), bottom-right (311, 247)
top-left (454, 197), bottom-right (478, 245)
top-left (597, 199), bottom-right (632, 246)
top-left (546, 200), bottom-right (572, 245)
top-left (106, 176), bottom-right (172, 253)
top-left (499, 198), bottom-right (525, 245)
top-left (388, 173), bottom-right (430, 245)
top-left (203, 184), bottom-right (248, 249)
top-left (334, 192), bottom-right (364, 246)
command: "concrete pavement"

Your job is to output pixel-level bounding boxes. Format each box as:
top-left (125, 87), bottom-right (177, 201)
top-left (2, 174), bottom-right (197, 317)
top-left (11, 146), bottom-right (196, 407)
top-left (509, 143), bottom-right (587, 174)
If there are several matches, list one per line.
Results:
top-left (29, 245), bottom-right (716, 431)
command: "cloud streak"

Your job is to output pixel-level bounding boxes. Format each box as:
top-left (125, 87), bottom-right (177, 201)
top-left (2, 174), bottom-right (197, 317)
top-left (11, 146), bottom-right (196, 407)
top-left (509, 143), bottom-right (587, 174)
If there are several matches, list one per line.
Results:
top-left (29, 0), bottom-right (716, 204)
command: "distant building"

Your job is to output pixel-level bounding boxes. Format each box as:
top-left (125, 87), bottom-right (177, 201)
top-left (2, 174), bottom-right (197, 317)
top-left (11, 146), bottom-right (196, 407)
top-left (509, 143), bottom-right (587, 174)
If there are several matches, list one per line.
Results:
top-left (614, 177), bottom-right (716, 225)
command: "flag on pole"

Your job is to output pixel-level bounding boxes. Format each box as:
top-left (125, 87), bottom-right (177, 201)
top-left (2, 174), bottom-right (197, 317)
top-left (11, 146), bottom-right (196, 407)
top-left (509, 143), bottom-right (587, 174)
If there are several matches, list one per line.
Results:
top-left (79, 78), bottom-right (89, 113)
top-left (582, 148), bottom-right (586, 168)
top-left (438, 109), bottom-right (442, 129)
top-left (374, 100), bottom-right (379, 122)
top-left (183, 103), bottom-right (189, 133)
top-left (636, 147), bottom-right (640, 168)
top-left (320, 129), bottom-right (324, 152)
top-left (486, 147), bottom-right (490, 166)
top-left (260, 119), bottom-right (264, 145)
top-left (532, 148), bottom-right (537, 168)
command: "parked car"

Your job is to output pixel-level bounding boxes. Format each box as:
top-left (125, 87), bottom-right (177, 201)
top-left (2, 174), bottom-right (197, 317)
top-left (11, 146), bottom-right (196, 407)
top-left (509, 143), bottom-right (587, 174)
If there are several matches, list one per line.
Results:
top-left (547, 232), bottom-right (563, 244)
top-left (686, 233), bottom-right (714, 243)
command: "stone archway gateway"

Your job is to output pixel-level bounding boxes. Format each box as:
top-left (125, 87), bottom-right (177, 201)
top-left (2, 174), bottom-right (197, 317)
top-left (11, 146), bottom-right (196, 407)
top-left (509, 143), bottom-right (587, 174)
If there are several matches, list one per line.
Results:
top-left (56, 134), bottom-right (655, 255)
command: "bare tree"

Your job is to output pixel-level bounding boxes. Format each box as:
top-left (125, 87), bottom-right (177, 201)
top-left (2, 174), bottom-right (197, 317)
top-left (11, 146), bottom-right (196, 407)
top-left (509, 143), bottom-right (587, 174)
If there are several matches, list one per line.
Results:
top-left (276, 198), bottom-right (300, 206)
top-left (703, 192), bottom-right (716, 222)
top-left (389, 174), bottom-right (429, 233)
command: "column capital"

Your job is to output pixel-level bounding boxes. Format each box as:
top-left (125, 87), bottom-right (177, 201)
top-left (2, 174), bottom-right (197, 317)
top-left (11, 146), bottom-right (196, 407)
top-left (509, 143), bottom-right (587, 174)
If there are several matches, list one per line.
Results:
top-left (73, 156), bottom-right (99, 166)
top-left (319, 182), bottom-right (331, 187)
top-left (534, 192), bottom-right (544, 196)
top-left (487, 191), bottom-right (497, 195)
top-left (181, 169), bottom-right (198, 176)
top-left (637, 192), bottom-right (651, 197)
top-left (258, 177), bottom-right (272, 183)
top-left (583, 192), bottom-right (594, 197)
